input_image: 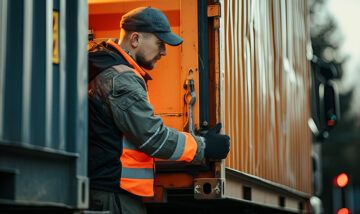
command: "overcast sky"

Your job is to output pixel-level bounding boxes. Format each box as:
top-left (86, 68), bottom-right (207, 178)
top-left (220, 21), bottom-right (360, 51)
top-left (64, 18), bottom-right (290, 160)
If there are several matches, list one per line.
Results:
top-left (327, 0), bottom-right (360, 89)
top-left (327, 0), bottom-right (360, 119)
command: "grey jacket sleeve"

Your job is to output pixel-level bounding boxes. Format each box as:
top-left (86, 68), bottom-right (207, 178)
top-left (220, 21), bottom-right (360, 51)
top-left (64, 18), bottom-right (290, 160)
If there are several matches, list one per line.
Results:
top-left (109, 71), bottom-right (205, 162)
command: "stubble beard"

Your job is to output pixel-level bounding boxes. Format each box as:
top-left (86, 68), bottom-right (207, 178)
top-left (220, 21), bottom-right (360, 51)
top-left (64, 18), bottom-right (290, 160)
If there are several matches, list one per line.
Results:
top-left (136, 52), bottom-right (159, 70)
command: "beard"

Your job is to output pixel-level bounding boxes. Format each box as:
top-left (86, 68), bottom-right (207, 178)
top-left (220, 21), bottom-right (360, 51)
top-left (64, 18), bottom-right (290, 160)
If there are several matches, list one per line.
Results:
top-left (136, 52), bottom-right (159, 70)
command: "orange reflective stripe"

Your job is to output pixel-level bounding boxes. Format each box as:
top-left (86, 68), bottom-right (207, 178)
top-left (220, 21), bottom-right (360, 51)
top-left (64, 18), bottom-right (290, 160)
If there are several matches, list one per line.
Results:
top-left (120, 148), bottom-right (154, 168)
top-left (178, 132), bottom-right (198, 162)
top-left (107, 40), bottom-right (145, 80)
top-left (120, 178), bottom-right (154, 197)
top-left (103, 41), bottom-right (155, 197)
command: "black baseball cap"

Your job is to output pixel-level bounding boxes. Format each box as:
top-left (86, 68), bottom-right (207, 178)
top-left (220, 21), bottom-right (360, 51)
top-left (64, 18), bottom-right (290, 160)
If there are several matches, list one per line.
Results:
top-left (120, 7), bottom-right (183, 46)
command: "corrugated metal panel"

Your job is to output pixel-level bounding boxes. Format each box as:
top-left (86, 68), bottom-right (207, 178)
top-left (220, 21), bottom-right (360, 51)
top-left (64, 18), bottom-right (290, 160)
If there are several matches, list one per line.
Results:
top-left (220, 0), bottom-right (311, 194)
top-left (0, 0), bottom-right (8, 137)
top-left (0, 0), bottom-right (88, 208)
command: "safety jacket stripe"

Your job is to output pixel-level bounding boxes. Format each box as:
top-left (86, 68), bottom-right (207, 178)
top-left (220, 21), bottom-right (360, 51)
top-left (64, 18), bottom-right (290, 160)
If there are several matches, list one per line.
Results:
top-left (168, 132), bottom-right (185, 160)
top-left (178, 132), bottom-right (198, 162)
top-left (121, 167), bottom-right (154, 179)
top-left (150, 127), bottom-right (169, 156)
top-left (121, 149), bottom-right (154, 168)
top-left (139, 126), bottom-right (161, 149)
top-left (120, 178), bottom-right (153, 197)
top-left (111, 39), bottom-right (156, 197)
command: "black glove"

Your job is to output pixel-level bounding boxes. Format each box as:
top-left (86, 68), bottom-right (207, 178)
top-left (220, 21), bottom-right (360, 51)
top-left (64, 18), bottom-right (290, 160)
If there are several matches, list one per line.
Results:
top-left (203, 123), bottom-right (230, 159)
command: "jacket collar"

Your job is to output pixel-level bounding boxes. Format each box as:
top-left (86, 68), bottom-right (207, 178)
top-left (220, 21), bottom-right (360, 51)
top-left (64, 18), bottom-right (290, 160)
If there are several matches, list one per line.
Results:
top-left (106, 39), bottom-right (152, 81)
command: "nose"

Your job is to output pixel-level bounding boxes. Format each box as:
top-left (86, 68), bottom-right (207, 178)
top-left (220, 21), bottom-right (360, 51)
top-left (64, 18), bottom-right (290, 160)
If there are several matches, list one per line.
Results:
top-left (160, 48), bottom-right (166, 56)
top-left (160, 49), bottom-right (166, 56)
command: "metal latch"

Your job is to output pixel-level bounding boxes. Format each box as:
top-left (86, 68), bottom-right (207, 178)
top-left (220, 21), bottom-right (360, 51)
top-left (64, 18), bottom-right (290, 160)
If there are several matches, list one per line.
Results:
top-left (207, 4), bottom-right (221, 17)
top-left (184, 69), bottom-right (196, 135)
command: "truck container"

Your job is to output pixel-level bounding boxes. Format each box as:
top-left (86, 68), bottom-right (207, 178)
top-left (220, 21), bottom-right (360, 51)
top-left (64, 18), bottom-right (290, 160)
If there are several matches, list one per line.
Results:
top-left (1, 0), bottom-right (312, 213)
top-left (0, 0), bottom-right (88, 211)
top-left (89, 0), bottom-right (312, 213)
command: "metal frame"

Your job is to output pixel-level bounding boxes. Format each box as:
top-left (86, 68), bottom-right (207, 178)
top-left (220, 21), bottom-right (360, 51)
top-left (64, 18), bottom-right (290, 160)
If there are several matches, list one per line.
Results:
top-left (198, 0), bottom-right (210, 126)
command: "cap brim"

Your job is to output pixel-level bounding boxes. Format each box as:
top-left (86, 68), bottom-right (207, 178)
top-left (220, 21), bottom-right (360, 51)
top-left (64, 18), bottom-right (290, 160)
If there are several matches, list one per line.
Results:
top-left (155, 32), bottom-right (183, 46)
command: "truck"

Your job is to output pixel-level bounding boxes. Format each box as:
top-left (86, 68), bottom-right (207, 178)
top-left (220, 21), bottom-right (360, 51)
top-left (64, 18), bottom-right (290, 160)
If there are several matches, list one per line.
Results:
top-left (0, 0), bottom-right (313, 213)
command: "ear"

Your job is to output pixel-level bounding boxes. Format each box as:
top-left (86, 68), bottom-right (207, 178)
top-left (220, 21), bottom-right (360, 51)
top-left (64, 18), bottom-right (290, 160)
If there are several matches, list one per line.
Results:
top-left (129, 32), bottom-right (140, 48)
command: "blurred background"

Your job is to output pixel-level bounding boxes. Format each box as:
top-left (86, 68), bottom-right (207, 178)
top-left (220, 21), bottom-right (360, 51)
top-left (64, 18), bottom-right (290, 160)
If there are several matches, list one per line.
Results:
top-left (310, 0), bottom-right (360, 213)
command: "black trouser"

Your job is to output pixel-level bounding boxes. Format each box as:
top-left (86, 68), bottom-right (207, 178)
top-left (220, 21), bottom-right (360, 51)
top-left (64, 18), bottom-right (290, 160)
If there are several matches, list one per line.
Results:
top-left (89, 189), bottom-right (147, 214)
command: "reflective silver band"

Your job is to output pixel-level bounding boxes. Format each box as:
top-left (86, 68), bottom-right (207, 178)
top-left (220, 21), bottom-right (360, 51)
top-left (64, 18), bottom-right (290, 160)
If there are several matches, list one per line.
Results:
top-left (121, 167), bottom-right (154, 179)
top-left (168, 132), bottom-right (185, 160)
top-left (139, 126), bottom-right (161, 149)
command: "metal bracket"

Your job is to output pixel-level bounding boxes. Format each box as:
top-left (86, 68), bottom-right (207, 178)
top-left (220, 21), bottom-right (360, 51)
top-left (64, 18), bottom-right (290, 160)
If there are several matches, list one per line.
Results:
top-left (194, 178), bottom-right (225, 199)
top-left (76, 176), bottom-right (89, 209)
top-left (207, 4), bottom-right (221, 17)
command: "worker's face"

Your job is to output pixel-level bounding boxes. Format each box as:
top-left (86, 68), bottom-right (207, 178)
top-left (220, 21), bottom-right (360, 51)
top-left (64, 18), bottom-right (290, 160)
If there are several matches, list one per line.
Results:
top-left (136, 33), bottom-right (166, 70)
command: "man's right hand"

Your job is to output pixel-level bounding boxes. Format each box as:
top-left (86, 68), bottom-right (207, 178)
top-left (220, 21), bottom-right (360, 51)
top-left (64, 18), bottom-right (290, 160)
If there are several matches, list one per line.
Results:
top-left (203, 123), bottom-right (230, 159)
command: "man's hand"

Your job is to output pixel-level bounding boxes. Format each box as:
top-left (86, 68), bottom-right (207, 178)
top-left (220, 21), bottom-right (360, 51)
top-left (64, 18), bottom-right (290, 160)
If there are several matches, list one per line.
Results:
top-left (203, 123), bottom-right (230, 159)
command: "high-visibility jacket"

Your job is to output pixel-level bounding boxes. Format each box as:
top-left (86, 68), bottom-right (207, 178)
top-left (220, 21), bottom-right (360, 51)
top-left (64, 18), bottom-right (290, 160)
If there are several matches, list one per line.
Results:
top-left (88, 39), bottom-right (205, 197)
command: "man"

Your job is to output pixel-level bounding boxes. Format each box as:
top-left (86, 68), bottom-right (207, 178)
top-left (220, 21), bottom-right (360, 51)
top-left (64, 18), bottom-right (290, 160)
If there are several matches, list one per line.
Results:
top-left (88, 7), bottom-right (230, 214)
